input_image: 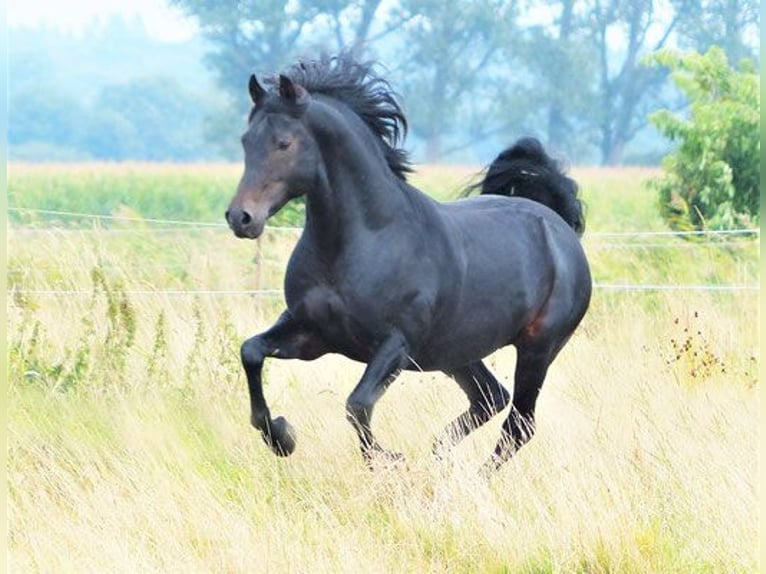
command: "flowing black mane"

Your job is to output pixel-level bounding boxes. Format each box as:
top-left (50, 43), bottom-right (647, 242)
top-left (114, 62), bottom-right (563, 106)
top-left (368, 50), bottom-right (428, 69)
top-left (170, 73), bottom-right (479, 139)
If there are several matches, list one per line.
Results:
top-left (271, 53), bottom-right (412, 180)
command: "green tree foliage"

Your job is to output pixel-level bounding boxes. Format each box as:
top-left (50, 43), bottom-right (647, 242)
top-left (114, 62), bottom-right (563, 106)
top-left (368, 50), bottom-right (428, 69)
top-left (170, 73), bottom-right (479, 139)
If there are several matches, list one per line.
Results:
top-left (8, 89), bottom-right (88, 158)
top-left (9, 19), bottom-right (221, 161)
top-left (10, 77), bottom-right (214, 161)
top-left (581, 0), bottom-right (682, 165)
top-left (648, 46), bottom-right (759, 231)
top-left (512, 0), bottom-right (596, 159)
top-left (9, 1), bottom-right (761, 164)
top-left (170, 0), bottom-right (388, 100)
top-left (169, 0), bottom-right (392, 158)
top-left (392, 0), bottom-right (516, 161)
top-left (86, 77), bottom-right (210, 161)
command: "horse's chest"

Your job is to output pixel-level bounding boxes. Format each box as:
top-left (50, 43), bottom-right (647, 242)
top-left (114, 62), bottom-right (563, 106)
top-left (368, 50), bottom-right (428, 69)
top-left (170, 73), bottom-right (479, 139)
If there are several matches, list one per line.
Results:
top-left (292, 285), bottom-right (345, 326)
top-left (288, 283), bottom-right (378, 358)
top-left (284, 244), bottom-right (439, 358)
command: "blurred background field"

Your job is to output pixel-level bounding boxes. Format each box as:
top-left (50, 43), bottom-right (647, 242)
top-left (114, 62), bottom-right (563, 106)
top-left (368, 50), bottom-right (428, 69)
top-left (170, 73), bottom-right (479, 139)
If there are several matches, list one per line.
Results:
top-left (8, 162), bottom-right (758, 288)
top-left (6, 163), bottom-right (760, 572)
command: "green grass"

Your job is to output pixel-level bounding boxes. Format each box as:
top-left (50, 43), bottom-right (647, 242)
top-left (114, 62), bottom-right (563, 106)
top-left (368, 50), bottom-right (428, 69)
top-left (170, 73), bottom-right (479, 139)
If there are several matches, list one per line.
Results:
top-left (6, 163), bottom-right (760, 572)
top-left (7, 163), bottom-right (666, 231)
top-left (7, 162), bottom-right (305, 227)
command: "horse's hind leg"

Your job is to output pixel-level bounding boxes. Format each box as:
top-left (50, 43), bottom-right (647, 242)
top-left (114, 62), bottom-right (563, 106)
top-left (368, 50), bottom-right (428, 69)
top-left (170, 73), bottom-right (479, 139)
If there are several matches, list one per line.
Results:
top-left (485, 339), bottom-right (567, 472)
top-left (434, 361), bottom-right (510, 455)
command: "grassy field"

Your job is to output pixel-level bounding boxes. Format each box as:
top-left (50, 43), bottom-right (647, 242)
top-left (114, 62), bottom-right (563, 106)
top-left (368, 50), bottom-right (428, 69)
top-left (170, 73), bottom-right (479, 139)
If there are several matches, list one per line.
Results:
top-left (6, 163), bottom-right (760, 572)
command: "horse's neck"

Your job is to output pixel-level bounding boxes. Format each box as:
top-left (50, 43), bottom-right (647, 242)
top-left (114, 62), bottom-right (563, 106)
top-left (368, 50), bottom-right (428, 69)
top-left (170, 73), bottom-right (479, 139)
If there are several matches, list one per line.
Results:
top-left (306, 127), bottom-right (412, 239)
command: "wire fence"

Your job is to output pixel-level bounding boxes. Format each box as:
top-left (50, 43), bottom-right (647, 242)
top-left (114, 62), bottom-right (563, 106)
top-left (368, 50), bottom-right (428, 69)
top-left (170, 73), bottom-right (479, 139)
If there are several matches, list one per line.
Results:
top-left (8, 206), bottom-right (760, 239)
top-left (7, 206), bottom-right (760, 295)
top-left (8, 288), bottom-right (285, 298)
top-left (7, 207), bottom-right (301, 233)
top-left (7, 283), bottom-right (759, 298)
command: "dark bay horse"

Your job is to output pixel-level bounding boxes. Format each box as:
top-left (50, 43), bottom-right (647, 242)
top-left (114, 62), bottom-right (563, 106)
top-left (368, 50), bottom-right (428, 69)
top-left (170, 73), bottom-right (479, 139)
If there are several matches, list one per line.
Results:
top-left (225, 53), bottom-right (591, 471)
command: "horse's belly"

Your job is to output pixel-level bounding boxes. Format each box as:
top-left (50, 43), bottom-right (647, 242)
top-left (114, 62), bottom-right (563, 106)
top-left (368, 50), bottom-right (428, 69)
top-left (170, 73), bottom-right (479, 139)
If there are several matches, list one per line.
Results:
top-left (415, 317), bottom-right (522, 371)
top-left (412, 275), bottom-right (544, 370)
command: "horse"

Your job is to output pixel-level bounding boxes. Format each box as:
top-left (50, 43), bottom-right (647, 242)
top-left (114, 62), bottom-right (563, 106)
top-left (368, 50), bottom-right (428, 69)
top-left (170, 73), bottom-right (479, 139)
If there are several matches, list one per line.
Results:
top-left (224, 53), bottom-right (591, 472)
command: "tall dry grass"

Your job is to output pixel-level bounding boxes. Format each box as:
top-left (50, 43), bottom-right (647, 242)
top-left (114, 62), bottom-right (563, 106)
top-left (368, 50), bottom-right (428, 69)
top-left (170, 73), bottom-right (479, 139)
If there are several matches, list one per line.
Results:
top-left (6, 166), bottom-right (760, 572)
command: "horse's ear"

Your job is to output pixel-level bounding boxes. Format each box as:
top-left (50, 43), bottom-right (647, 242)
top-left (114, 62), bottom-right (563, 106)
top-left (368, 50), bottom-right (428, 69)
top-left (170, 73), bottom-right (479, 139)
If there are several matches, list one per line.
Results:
top-left (278, 74), bottom-right (309, 106)
top-left (249, 74), bottom-right (266, 106)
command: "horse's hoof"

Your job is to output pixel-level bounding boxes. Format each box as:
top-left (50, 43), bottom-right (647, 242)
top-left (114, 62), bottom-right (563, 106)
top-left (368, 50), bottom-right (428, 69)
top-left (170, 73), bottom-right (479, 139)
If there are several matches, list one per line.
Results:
top-left (479, 452), bottom-right (509, 477)
top-left (262, 416), bottom-right (297, 457)
top-left (364, 447), bottom-right (405, 470)
top-left (431, 438), bottom-right (455, 461)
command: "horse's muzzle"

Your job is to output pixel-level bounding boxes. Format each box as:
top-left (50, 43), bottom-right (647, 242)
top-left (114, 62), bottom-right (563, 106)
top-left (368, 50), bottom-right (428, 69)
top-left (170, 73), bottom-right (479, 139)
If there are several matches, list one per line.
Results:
top-left (225, 207), bottom-right (265, 239)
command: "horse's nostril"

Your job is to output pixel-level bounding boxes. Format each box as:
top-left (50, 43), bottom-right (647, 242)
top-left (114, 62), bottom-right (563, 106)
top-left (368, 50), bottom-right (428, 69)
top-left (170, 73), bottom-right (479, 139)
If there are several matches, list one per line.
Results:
top-left (226, 207), bottom-right (253, 228)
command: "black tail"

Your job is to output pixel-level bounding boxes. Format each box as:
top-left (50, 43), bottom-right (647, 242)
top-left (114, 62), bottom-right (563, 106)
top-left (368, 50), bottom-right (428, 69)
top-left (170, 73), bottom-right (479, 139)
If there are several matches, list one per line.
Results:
top-left (474, 137), bottom-right (585, 236)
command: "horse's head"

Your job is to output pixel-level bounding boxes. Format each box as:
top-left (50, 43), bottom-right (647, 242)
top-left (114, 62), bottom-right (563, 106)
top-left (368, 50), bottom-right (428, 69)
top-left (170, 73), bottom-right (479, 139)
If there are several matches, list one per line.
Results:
top-left (226, 74), bottom-right (318, 239)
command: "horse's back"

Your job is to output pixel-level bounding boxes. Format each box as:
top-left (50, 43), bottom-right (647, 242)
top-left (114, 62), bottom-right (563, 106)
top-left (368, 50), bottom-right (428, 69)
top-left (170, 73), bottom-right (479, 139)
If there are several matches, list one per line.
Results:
top-left (442, 194), bottom-right (587, 269)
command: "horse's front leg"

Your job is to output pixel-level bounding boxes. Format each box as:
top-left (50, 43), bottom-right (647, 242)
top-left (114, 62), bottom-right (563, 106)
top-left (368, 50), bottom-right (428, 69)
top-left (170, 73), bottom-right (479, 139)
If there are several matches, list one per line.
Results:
top-left (241, 311), bottom-right (327, 457)
top-left (345, 331), bottom-right (411, 465)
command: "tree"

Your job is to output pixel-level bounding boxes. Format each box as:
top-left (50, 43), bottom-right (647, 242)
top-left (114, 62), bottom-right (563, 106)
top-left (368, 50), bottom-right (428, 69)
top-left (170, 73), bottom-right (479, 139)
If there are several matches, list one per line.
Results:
top-left (169, 0), bottom-right (393, 156)
top-left (9, 89), bottom-right (85, 149)
top-left (512, 1), bottom-right (598, 159)
top-left (648, 46), bottom-right (759, 230)
top-left (675, 0), bottom-right (760, 63)
top-left (465, 0), bottom-right (758, 165)
top-left (170, 0), bottom-right (390, 97)
top-left (309, 0), bottom-right (387, 52)
top-left (538, 1), bottom-right (593, 154)
top-left (164, 0), bottom-right (761, 165)
top-left (82, 77), bottom-right (213, 160)
top-left (393, 0), bottom-right (517, 161)
top-left (582, 0), bottom-right (686, 164)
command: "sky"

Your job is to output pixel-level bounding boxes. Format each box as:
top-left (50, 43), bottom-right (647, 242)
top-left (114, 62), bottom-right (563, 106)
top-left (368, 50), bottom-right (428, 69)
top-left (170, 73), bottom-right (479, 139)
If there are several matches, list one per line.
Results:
top-left (7, 0), bottom-right (199, 42)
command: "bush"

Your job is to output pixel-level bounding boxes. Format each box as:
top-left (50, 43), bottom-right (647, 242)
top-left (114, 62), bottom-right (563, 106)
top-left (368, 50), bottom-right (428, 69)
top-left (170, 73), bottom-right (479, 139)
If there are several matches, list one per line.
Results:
top-left (647, 47), bottom-right (760, 231)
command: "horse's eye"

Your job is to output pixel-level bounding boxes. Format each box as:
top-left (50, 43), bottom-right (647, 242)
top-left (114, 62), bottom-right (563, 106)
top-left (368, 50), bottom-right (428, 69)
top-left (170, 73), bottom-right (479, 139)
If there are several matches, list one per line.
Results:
top-left (277, 139), bottom-right (291, 151)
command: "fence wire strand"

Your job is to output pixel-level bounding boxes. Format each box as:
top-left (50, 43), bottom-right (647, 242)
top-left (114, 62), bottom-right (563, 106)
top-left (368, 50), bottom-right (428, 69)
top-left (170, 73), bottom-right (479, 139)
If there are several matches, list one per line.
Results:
top-left (8, 206), bottom-right (760, 295)
top-left (7, 283), bottom-right (760, 297)
top-left (8, 206), bottom-right (759, 239)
